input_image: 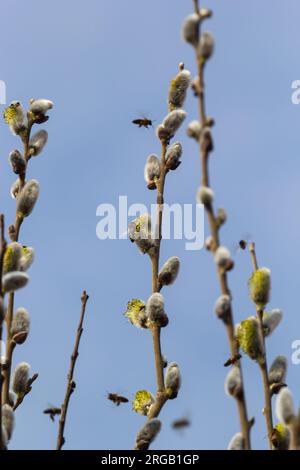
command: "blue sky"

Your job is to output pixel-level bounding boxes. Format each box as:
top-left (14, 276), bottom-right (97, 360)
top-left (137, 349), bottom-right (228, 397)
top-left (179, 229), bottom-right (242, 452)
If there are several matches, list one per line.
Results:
top-left (1, 0), bottom-right (300, 450)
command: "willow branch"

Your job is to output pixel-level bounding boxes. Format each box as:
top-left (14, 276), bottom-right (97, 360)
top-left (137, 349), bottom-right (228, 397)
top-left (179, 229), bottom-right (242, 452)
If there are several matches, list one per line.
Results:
top-left (56, 290), bottom-right (89, 450)
top-left (13, 373), bottom-right (38, 411)
top-left (248, 242), bottom-right (273, 448)
top-left (0, 215), bottom-right (7, 450)
top-left (192, 0), bottom-right (251, 449)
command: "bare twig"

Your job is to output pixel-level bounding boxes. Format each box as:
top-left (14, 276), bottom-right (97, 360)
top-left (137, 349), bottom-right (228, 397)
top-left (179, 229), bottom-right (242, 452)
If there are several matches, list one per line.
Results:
top-left (56, 290), bottom-right (89, 450)
top-left (191, 0), bottom-right (251, 449)
top-left (248, 242), bottom-right (273, 448)
top-left (0, 214), bottom-right (7, 450)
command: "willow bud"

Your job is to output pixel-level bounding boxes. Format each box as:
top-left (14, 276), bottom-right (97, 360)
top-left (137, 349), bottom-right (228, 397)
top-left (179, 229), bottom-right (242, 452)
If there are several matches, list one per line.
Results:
top-left (9, 150), bottom-right (26, 175)
top-left (214, 295), bottom-right (231, 322)
top-left (165, 362), bottom-right (181, 399)
top-left (227, 432), bottom-right (244, 450)
top-left (11, 307), bottom-right (30, 344)
top-left (263, 309), bottom-right (282, 337)
top-left (187, 120), bottom-right (202, 140)
top-left (146, 293), bottom-right (168, 327)
top-left (165, 142), bottom-right (182, 170)
top-left (275, 388), bottom-right (295, 425)
top-left (181, 14), bottom-right (200, 46)
top-left (132, 390), bottom-right (155, 416)
top-left (158, 256), bottom-right (180, 287)
top-left (199, 32), bottom-right (214, 60)
top-left (3, 242), bottom-right (22, 274)
top-left (29, 99), bottom-right (53, 116)
top-left (197, 186), bottom-right (214, 206)
top-left (214, 246), bottom-right (233, 271)
top-left (16, 179), bottom-right (40, 218)
top-left (269, 356), bottom-right (287, 387)
top-left (19, 246), bottom-right (35, 271)
top-left (237, 317), bottom-right (263, 361)
top-left (29, 130), bottom-right (48, 156)
top-left (168, 69), bottom-right (191, 111)
top-left (216, 208), bottom-right (227, 227)
top-left (128, 214), bottom-right (156, 256)
top-left (200, 126), bottom-right (213, 153)
top-left (225, 366), bottom-right (242, 399)
top-left (12, 362), bottom-right (30, 396)
top-left (124, 299), bottom-right (148, 329)
top-left (144, 155), bottom-right (160, 189)
top-left (1, 405), bottom-right (15, 441)
top-left (248, 267), bottom-right (271, 308)
top-left (135, 419), bottom-right (161, 450)
top-left (3, 101), bottom-right (27, 136)
top-left (2, 271), bottom-right (29, 293)
top-left (159, 110), bottom-right (187, 141)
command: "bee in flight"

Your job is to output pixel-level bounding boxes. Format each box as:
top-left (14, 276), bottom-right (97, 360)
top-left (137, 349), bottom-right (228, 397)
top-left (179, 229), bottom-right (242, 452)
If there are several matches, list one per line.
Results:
top-left (43, 405), bottom-right (61, 422)
top-left (171, 417), bottom-right (191, 430)
top-left (132, 117), bottom-right (153, 129)
top-left (107, 393), bottom-right (129, 406)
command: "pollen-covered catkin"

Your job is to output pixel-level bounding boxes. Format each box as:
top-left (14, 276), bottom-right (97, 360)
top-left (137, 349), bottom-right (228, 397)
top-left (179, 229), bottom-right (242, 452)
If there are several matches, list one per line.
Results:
top-left (132, 390), bottom-right (155, 416)
top-left (12, 362), bottom-right (30, 396)
top-left (2, 271), bottom-right (29, 293)
top-left (29, 130), bottom-right (48, 156)
top-left (248, 267), bottom-right (271, 308)
top-left (1, 405), bottom-right (15, 441)
top-left (9, 150), bottom-right (26, 175)
top-left (135, 419), bottom-right (162, 450)
top-left (158, 257), bottom-right (180, 287)
top-left (128, 213), bottom-right (156, 256)
top-left (3, 101), bottom-right (27, 136)
top-left (275, 388), bottom-right (295, 425)
top-left (16, 179), bottom-right (40, 218)
top-left (144, 155), bottom-right (160, 189)
top-left (3, 242), bottom-right (22, 274)
top-left (168, 69), bottom-right (191, 111)
top-left (165, 362), bottom-right (181, 399)
top-left (165, 142), bottom-right (182, 170)
top-left (11, 307), bottom-right (30, 343)
top-left (236, 317), bottom-right (263, 361)
top-left (225, 366), bottom-right (242, 399)
top-left (227, 432), bottom-right (244, 450)
top-left (146, 293), bottom-right (168, 327)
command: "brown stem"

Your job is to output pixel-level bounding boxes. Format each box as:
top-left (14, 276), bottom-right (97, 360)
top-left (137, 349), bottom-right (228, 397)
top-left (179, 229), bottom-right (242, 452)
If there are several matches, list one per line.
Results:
top-left (0, 215), bottom-right (7, 450)
top-left (56, 291), bottom-right (89, 450)
top-left (248, 242), bottom-right (273, 448)
top-left (192, 0), bottom-right (251, 450)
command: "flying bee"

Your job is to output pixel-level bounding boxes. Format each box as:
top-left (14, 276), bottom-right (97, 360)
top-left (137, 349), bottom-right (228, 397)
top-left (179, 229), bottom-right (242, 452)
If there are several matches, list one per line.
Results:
top-left (171, 417), bottom-right (191, 430)
top-left (107, 393), bottom-right (129, 406)
top-left (43, 405), bottom-right (61, 422)
top-left (132, 117), bottom-right (153, 129)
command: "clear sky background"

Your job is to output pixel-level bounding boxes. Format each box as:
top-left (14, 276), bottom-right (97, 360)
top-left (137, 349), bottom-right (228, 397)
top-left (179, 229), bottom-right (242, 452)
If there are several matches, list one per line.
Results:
top-left (1, 0), bottom-right (300, 450)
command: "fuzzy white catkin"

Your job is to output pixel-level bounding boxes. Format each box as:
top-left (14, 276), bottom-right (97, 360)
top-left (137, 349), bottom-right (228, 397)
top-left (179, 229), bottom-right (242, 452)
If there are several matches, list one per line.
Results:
top-left (158, 257), bottom-right (180, 286)
top-left (165, 362), bottom-right (181, 399)
top-left (214, 295), bottom-right (231, 320)
top-left (128, 214), bottom-right (156, 256)
top-left (199, 32), bottom-right (215, 60)
top-left (161, 110), bottom-right (187, 139)
top-left (16, 179), bottom-right (40, 218)
top-left (165, 142), bottom-right (182, 170)
top-left (6, 101), bottom-right (27, 135)
top-left (181, 14), bottom-right (200, 46)
top-left (2, 271), bottom-right (29, 293)
top-left (135, 419), bottom-right (161, 450)
top-left (30, 99), bottom-right (53, 115)
top-left (227, 432), bottom-right (244, 450)
top-left (197, 186), bottom-right (214, 206)
top-left (29, 130), bottom-right (48, 156)
top-left (263, 309), bottom-right (283, 337)
top-left (214, 246), bottom-right (231, 268)
top-left (144, 155), bottom-right (160, 185)
top-left (9, 150), bottom-right (26, 175)
top-left (10, 179), bottom-right (21, 199)
top-left (12, 362), bottom-right (30, 395)
top-left (187, 120), bottom-right (202, 140)
top-left (225, 367), bottom-right (242, 398)
top-left (146, 293), bottom-right (168, 327)
top-left (1, 405), bottom-right (15, 441)
top-left (269, 356), bottom-right (287, 385)
top-left (276, 388), bottom-right (295, 425)
top-left (11, 307), bottom-right (30, 337)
